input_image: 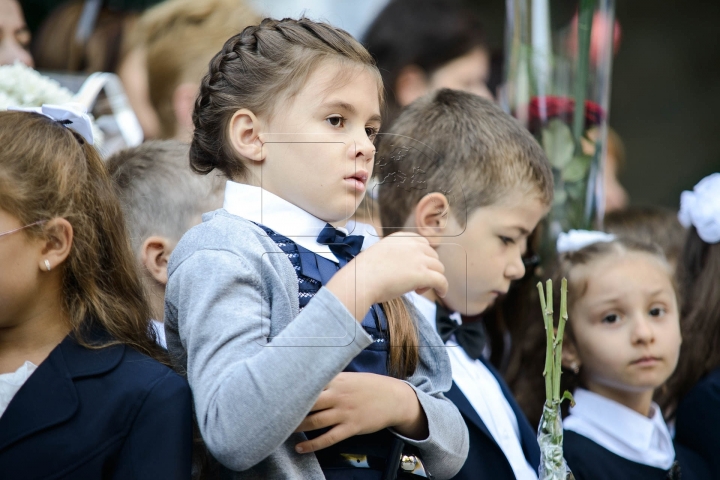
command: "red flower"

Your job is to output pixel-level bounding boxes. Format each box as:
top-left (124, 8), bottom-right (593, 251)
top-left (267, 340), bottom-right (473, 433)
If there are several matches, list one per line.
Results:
top-left (525, 95), bottom-right (605, 135)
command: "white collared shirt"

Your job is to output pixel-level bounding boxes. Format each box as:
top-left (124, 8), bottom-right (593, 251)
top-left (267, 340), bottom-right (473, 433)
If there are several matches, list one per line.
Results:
top-left (407, 292), bottom-right (538, 480)
top-left (564, 388), bottom-right (675, 469)
top-left (223, 181), bottom-right (378, 264)
top-left (0, 361), bottom-right (37, 418)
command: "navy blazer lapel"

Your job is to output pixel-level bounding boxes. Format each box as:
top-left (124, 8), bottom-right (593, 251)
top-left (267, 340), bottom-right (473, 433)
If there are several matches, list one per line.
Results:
top-left (445, 381), bottom-right (496, 445)
top-left (0, 331), bottom-right (124, 453)
top-left (0, 342), bottom-right (78, 452)
top-left (481, 358), bottom-right (541, 469)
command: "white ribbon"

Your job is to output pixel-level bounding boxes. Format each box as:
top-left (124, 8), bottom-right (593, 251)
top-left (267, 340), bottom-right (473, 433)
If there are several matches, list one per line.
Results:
top-left (557, 229), bottom-right (617, 254)
top-left (678, 173), bottom-right (720, 244)
top-left (8, 103), bottom-right (95, 145)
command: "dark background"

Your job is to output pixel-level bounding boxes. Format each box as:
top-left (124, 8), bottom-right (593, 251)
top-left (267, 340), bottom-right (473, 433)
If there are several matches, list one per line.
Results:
top-left (467, 0), bottom-right (720, 208)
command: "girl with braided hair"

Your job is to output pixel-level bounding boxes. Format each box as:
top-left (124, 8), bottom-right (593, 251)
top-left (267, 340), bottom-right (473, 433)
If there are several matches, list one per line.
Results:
top-left (164, 17), bottom-right (468, 480)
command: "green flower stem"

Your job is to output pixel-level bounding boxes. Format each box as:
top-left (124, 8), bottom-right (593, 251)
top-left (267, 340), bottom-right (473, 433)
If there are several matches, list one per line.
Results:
top-left (538, 280), bottom-right (554, 402)
top-left (572, 0), bottom-right (596, 155)
top-left (553, 278), bottom-right (569, 401)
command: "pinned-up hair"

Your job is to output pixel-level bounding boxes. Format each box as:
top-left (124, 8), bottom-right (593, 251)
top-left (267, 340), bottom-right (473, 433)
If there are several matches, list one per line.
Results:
top-left (190, 17), bottom-right (418, 378)
top-left (190, 17), bottom-right (383, 181)
top-left (0, 111), bottom-right (166, 364)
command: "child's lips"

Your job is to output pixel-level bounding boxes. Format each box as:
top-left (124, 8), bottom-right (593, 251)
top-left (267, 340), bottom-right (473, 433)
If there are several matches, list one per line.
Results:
top-left (344, 171), bottom-right (368, 192)
top-left (630, 356), bottom-right (661, 366)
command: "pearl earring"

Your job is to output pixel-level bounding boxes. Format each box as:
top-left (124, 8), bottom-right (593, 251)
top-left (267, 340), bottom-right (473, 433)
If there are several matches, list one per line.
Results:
top-left (570, 362), bottom-right (580, 374)
top-left (44, 259), bottom-right (51, 271)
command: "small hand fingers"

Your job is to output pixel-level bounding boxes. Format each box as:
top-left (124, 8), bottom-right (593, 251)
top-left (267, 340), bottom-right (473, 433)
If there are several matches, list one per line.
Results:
top-left (308, 390), bottom-right (336, 413)
top-left (295, 424), bottom-right (355, 454)
top-left (294, 409), bottom-right (340, 433)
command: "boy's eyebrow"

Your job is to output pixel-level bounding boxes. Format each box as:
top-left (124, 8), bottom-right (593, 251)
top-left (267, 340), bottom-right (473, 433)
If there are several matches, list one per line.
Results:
top-left (511, 226), bottom-right (530, 236)
top-left (321, 101), bottom-right (382, 123)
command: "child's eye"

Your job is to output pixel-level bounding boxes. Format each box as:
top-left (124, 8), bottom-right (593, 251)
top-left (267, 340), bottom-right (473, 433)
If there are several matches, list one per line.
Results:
top-left (649, 307), bottom-right (666, 317)
top-left (499, 236), bottom-right (515, 246)
top-left (602, 313), bottom-right (619, 324)
top-left (326, 115), bottom-right (345, 128)
top-left (365, 126), bottom-right (378, 140)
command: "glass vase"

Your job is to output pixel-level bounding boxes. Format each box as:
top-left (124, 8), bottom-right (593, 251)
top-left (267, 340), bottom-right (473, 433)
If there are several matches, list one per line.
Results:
top-left (501, 0), bottom-right (617, 264)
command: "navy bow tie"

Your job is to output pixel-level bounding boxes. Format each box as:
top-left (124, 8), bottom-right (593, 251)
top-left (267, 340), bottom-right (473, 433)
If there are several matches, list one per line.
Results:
top-left (436, 302), bottom-right (487, 360)
top-left (316, 223), bottom-right (364, 266)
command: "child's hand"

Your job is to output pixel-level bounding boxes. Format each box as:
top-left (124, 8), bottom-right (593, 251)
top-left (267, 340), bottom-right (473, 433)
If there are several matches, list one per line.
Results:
top-left (325, 233), bottom-right (448, 321)
top-left (293, 372), bottom-right (428, 454)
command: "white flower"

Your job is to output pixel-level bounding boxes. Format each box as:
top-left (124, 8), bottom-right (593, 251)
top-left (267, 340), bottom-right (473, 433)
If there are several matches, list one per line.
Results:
top-left (678, 173), bottom-right (720, 244)
top-left (0, 62), bottom-right (104, 147)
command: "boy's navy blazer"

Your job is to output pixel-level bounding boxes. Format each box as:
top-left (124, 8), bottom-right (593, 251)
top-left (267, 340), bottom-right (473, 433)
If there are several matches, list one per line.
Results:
top-left (445, 357), bottom-right (540, 480)
top-left (0, 331), bottom-right (193, 479)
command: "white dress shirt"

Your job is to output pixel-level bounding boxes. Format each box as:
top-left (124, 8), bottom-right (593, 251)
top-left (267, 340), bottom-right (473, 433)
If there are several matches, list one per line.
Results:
top-left (407, 291), bottom-right (538, 480)
top-left (223, 181), bottom-right (378, 264)
top-left (564, 388), bottom-right (675, 469)
top-left (152, 320), bottom-right (167, 349)
top-left (0, 361), bottom-right (37, 418)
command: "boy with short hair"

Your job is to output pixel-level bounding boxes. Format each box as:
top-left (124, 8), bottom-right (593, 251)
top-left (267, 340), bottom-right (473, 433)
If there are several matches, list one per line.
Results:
top-left (377, 89), bottom-right (554, 480)
top-left (107, 140), bottom-right (225, 347)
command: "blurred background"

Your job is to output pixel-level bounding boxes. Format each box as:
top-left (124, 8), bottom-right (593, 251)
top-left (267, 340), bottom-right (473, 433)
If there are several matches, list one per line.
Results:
top-left (11, 0), bottom-right (720, 208)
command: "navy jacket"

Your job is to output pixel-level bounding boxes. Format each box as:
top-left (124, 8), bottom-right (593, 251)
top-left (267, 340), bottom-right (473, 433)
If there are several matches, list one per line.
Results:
top-left (446, 358), bottom-right (540, 480)
top-left (564, 430), bottom-right (711, 480)
top-left (675, 366), bottom-right (720, 479)
top-left (0, 332), bottom-right (193, 479)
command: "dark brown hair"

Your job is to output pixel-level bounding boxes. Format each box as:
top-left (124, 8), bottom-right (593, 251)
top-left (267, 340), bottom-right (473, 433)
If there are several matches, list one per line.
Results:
top-left (190, 17), bottom-right (383, 180)
top-left (0, 111), bottom-right (166, 364)
top-left (189, 17), bottom-right (417, 378)
top-left (604, 206), bottom-right (687, 267)
top-left (363, 0), bottom-right (487, 124)
top-left (661, 228), bottom-right (720, 416)
top-left (377, 89), bottom-right (554, 235)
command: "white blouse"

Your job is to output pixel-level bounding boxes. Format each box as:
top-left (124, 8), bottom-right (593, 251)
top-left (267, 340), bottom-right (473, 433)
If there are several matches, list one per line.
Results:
top-left (0, 361), bottom-right (38, 418)
top-left (564, 388), bottom-right (675, 469)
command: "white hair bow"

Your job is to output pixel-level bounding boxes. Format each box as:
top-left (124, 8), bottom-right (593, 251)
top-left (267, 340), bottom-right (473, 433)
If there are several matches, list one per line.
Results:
top-left (557, 229), bottom-right (617, 253)
top-left (8, 103), bottom-right (95, 145)
top-left (678, 173), bottom-right (720, 244)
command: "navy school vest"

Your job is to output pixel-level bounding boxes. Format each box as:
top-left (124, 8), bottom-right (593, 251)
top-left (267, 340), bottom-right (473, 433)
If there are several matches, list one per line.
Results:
top-left (257, 224), bottom-right (398, 479)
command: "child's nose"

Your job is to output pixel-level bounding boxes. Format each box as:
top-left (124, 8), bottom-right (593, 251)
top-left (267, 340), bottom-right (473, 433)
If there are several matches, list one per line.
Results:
top-left (353, 135), bottom-right (376, 163)
top-left (505, 252), bottom-right (526, 280)
top-left (631, 315), bottom-right (655, 344)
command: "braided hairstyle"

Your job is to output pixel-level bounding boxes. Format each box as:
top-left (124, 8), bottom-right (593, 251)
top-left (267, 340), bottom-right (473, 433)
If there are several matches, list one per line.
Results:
top-left (190, 17), bottom-right (418, 378)
top-left (190, 17), bottom-right (383, 179)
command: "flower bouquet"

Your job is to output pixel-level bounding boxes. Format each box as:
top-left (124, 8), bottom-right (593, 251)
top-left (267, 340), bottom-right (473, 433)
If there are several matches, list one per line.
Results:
top-left (0, 62), bottom-right (106, 149)
top-left (536, 278), bottom-right (574, 480)
top-left (502, 0), bottom-right (617, 263)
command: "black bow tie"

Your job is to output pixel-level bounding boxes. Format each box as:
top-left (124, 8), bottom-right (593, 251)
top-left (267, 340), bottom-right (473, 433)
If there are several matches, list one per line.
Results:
top-left (316, 223), bottom-right (364, 266)
top-left (435, 303), bottom-right (487, 360)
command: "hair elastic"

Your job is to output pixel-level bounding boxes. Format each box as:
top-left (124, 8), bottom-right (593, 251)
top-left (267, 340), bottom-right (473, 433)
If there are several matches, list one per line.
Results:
top-left (678, 173), bottom-right (720, 244)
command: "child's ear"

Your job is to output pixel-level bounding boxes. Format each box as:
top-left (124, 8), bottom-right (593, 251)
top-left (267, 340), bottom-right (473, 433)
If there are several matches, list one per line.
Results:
top-left (140, 236), bottom-right (175, 287)
top-left (229, 108), bottom-right (265, 163)
top-left (38, 218), bottom-right (73, 272)
top-left (561, 333), bottom-right (582, 373)
top-left (395, 64), bottom-right (429, 107)
top-left (413, 192), bottom-right (451, 242)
